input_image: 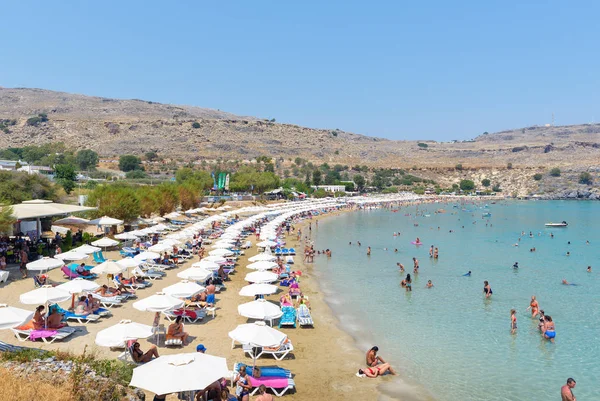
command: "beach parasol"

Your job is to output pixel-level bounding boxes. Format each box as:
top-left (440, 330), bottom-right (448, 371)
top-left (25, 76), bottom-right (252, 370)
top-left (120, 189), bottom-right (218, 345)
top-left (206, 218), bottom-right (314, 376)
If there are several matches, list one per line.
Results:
top-left (95, 319), bottom-right (153, 348)
top-left (71, 244), bottom-right (101, 254)
top-left (134, 251), bottom-right (161, 261)
top-left (91, 261), bottom-right (126, 275)
top-left (114, 232), bottom-right (139, 240)
top-left (20, 286), bottom-right (71, 305)
top-left (257, 240), bottom-right (278, 248)
top-left (57, 278), bottom-right (101, 309)
top-left (246, 261), bottom-right (277, 271)
top-left (208, 249), bottom-right (233, 257)
top-left (248, 253), bottom-right (277, 262)
top-left (244, 271), bottom-right (278, 284)
top-left (129, 352), bottom-right (229, 395)
top-left (228, 321), bottom-right (286, 348)
top-left (26, 257), bottom-right (64, 272)
top-left (53, 216), bottom-right (90, 225)
top-left (162, 281), bottom-right (205, 299)
top-left (238, 299), bottom-right (282, 323)
top-left (0, 304), bottom-right (34, 330)
top-left (191, 261), bottom-right (220, 271)
top-left (148, 243), bottom-right (171, 253)
top-left (91, 237), bottom-right (120, 248)
top-left (116, 258), bottom-right (143, 269)
top-left (177, 267), bottom-right (212, 282)
top-left (133, 292), bottom-right (184, 312)
top-left (53, 251), bottom-right (89, 261)
top-left (239, 284), bottom-right (278, 297)
top-left (202, 256), bottom-right (227, 264)
top-left (89, 216), bottom-right (124, 226)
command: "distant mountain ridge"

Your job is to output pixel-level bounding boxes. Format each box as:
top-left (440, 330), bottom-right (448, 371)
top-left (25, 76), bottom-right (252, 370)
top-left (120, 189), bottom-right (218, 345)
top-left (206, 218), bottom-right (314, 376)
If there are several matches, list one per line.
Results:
top-left (1, 87), bottom-right (599, 169)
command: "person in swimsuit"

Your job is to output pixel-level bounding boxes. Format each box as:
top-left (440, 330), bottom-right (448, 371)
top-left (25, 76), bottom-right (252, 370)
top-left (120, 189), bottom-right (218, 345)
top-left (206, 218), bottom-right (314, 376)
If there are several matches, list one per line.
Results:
top-left (358, 362), bottom-right (397, 377)
top-left (543, 315), bottom-right (556, 342)
top-left (587, 266), bottom-right (592, 272)
top-left (426, 280), bottom-right (434, 288)
top-left (397, 263), bottom-right (405, 273)
top-left (527, 296), bottom-right (539, 318)
top-left (367, 246), bottom-right (371, 256)
top-left (510, 309), bottom-right (517, 334)
top-left (429, 246), bottom-right (434, 257)
top-left (234, 369), bottom-right (252, 401)
top-left (366, 346), bottom-right (386, 367)
top-left (483, 281), bottom-right (492, 298)
top-left (463, 271), bottom-right (472, 277)
top-left (405, 274), bottom-right (412, 292)
top-left (131, 342), bottom-right (159, 363)
top-left (433, 247), bottom-right (439, 259)
top-left (413, 258), bottom-right (419, 274)
top-left (561, 378), bottom-right (576, 401)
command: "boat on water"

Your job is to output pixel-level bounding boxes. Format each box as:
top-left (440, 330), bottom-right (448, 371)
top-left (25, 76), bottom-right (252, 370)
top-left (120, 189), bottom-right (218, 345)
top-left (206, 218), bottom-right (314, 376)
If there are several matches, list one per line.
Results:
top-left (482, 212), bottom-right (491, 217)
top-left (545, 221), bottom-right (568, 227)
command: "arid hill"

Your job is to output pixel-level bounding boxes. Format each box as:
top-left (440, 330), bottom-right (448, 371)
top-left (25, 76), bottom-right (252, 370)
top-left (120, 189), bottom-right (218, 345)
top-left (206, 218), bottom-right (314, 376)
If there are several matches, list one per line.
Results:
top-left (1, 87), bottom-right (599, 172)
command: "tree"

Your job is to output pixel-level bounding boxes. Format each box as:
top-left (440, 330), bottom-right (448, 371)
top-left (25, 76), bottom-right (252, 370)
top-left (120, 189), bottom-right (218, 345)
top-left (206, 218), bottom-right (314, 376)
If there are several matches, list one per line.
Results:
top-left (417, 143), bottom-right (428, 149)
top-left (579, 172), bottom-right (593, 185)
top-left (549, 168), bottom-right (561, 177)
top-left (119, 155), bottom-right (142, 172)
top-left (192, 122), bottom-right (201, 129)
top-left (492, 184), bottom-right (502, 192)
top-left (264, 163), bottom-right (275, 173)
top-left (54, 164), bottom-right (77, 194)
top-left (459, 179), bottom-right (475, 191)
top-left (125, 170), bottom-right (147, 179)
top-left (312, 170), bottom-right (322, 186)
top-left (313, 188), bottom-right (328, 198)
top-left (145, 151), bottom-right (159, 161)
top-left (481, 178), bottom-right (491, 187)
top-left (455, 163), bottom-right (463, 171)
top-left (76, 149), bottom-right (99, 171)
top-left (324, 170), bottom-right (341, 185)
top-left (0, 205), bottom-right (16, 234)
top-left (0, 171), bottom-right (56, 203)
top-left (533, 173), bottom-right (543, 181)
top-left (353, 174), bottom-right (366, 190)
top-left (86, 184), bottom-right (141, 222)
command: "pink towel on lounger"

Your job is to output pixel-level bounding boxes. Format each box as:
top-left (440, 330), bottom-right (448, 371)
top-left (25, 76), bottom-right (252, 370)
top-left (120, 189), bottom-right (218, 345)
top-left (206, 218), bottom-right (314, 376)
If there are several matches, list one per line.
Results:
top-left (29, 330), bottom-right (58, 340)
top-left (248, 376), bottom-right (289, 388)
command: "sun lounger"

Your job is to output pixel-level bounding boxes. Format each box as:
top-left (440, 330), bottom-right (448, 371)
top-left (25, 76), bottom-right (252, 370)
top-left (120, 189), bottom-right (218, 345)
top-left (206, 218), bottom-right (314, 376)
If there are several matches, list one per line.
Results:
top-left (12, 327), bottom-right (77, 343)
top-left (278, 306), bottom-right (296, 329)
top-left (114, 277), bottom-right (149, 291)
top-left (132, 266), bottom-right (163, 281)
top-left (234, 363), bottom-right (291, 378)
top-left (162, 308), bottom-right (206, 323)
top-left (288, 248), bottom-right (296, 255)
top-left (93, 251), bottom-right (107, 264)
top-left (285, 256), bottom-right (294, 264)
top-left (243, 341), bottom-right (294, 361)
top-left (297, 304), bottom-right (313, 327)
top-left (165, 337), bottom-right (183, 346)
top-left (248, 376), bottom-right (296, 397)
top-left (61, 266), bottom-right (97, 280)
top-left (91, 293), bottom-right (125, 308)
top-left (117, 339), bottom-right (143, 365)
top-left (241, 241), bottom-right (252, 249)
top-left (63, 310), bottom-right (100, 324)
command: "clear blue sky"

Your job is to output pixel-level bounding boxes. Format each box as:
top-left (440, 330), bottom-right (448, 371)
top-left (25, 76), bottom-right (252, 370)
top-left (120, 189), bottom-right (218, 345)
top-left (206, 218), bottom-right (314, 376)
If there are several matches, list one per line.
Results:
top-left (1, 1), bottom-right (599, 141)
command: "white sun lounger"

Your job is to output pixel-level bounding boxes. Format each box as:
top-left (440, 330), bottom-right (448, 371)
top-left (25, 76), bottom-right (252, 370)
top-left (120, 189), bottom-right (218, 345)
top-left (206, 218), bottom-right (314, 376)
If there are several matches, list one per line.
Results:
top-left (91, 293), bottom-right (125, 308)
top-left (297, 304), bottom-right (314, 327)
top-left (165, 338), bottom-right (183, 346)
top-left (132, 266), bottom-right (163, 281)
top-left (162, 309), bottom-right (206, 323)
top-left (248, 377), bottom-right (296, 397)
top-left (64, 313), bottom-right (100, 324)
top-left (243, 342), bottom-right (294, 361)
top-left (11, 327), bottom-right (77, 343)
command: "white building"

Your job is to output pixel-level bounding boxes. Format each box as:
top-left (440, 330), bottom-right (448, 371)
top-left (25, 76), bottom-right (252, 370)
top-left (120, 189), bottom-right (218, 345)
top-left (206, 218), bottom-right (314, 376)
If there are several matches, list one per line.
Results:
top-left (312, 185), bottom-right (347, 193)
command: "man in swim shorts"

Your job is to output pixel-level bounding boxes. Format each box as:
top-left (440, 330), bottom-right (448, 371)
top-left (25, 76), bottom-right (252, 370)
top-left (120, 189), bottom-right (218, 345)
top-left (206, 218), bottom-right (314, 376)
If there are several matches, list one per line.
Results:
top-left (561, 378), bottom-right (576, 401)
top-left (366, 346), bottom-right (386, 367)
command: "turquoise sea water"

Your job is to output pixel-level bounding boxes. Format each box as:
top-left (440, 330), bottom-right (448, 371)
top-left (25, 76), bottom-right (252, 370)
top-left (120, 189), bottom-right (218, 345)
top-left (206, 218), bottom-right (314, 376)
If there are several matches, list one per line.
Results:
top-left (312, 201), bottom-right (600, 401)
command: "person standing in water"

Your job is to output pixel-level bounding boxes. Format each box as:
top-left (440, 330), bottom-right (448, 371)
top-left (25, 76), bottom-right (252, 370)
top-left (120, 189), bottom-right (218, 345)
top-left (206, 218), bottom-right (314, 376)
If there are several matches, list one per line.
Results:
top-left (433, 247), bottom-right (439, 259)
top-left (405, 274), bottom-right (412, 292)
top-left (413, 257), bottom-right (419, 274)
top-left (397, 263), bottom-right (405, 273)
top-left (510, 309), bottom-right (517, 334)
top-left (367, 246), bottom-right (371, 256)
top-left (561, 378), bottom-right (576, 401)
top-left (429, 245), bottom-right (434, 257)
top-left (483, 281), bottom-right (493, 298)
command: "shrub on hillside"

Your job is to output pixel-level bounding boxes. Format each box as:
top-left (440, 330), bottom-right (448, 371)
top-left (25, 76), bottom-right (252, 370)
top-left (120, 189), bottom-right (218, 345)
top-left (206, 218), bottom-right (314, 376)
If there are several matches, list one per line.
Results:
top-left (549, 168), bottom-right (561, 177)
top-left (533, 173), bottom-right (543, 181)
top-left (579, 172), bottom-right (593, 185)
top-left (459, 179), bottom-right (475, 191)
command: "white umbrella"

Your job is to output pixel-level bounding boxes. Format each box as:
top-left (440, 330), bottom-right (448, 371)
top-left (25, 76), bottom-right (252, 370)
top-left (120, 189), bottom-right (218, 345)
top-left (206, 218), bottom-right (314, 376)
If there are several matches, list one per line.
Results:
top-left (160, 239), bottom-right (181, 246)
top-left (54, 251), bottom-right (89, 261)
top-left (257, 240), bottom-right (277, 248)
top-left (114, 232), bottom-right (139, 240)
top-left (239, 284), bottom-right (278, 297)
top-left (191, 261), bottom-right (220, 271)
top-left (248, 253), bottom-right (277, 262)
top-left (89, 216), bottom-right (124, 226)
top-left (71, 244), bottom-right (101, 254)
top-left (238, 299), bottom-right (282, 321)
top-left (95, 319), bottom-right (154, 348)
top-left (246, 261), bottom-right (277, 271)
top-left (229, 321), bottom-right (287, 347)
top-left (20, 286), bottom-right (71, 305)
top-left (202, 256), bottom-right (227, 264)
top-left (162, 281), bottom-right (205, 299)
top-left (208, 249), bottom-right (233, 257)
top-left (177, 267), bottom-right (212, 282)
top-left (57, 278), bottom-right (100, 294)
top-left (211, 243), bottom-right (233, 249)
top-left (134, 251), bottom-right (161, 261)
top-left (148, 243), bottom-right (171, 253)
top-left (214, 239), bottom-right (236, 246)
top-left (54, 216), bottom-right (91, 225)
top-left (133, 292), bottom-right (185, 312)
top-left (117, 258), bottom-right (142, 268)
top-left (244, 271), bottom-right (278, 284)
top-left (26, 257), bottom-right (64, 272)
top-left (91, 261), bottom-right (126, 275)
top-left (92, 237), bottom-right (120, 248)
top-left (0, 304), bottom-right (34, 330)
top-left (129, 352), bottom-right (229, 395)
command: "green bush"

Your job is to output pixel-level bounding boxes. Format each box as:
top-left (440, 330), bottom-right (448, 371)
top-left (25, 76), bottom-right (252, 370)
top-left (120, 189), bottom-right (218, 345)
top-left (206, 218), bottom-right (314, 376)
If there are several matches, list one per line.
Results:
top-left (417, 143), bottom-right (428, 149)
top-left (192, 122), bottom-right (201, 129)
top-left (125, 170), bottom-right (147, 179)
top-left (455, 163), bottom-right (463, 171)
top-left (459, 179), bottom-right (475, 191)
top-left (507, 162), bottom-right (513, 169)
top-left (579, 172), bottom-right (593, 185)
top-left (492, 184), bottom-right (502, 192)
top-left (481, 178), bottom-right (491, 187)
top-left (119, 155), bottom-right (142, 172)
top-left (549, 168), bottom-right (561, 177)
top-left (533, 173), bottom-right (543, 181)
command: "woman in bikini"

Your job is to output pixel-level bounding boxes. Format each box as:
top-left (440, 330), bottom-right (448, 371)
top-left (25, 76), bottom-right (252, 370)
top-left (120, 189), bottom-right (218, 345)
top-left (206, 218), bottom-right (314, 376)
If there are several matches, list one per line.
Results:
top-left (167, 316), bottom-right (189, 344)
top-left (358, 362), bottom-right (397, 377)
top-left (405, 274), bottom-right (412, 292)
top-left (234, 369), bottom-right (252, 401)
top-left (543, 315), bottom-right (556, 342)
top-left (483, 281), bottom-right (493, 298)
top-left (131, 341), bottom-right (159, 363)
top-left (526, 296), bottom-right (539, 318)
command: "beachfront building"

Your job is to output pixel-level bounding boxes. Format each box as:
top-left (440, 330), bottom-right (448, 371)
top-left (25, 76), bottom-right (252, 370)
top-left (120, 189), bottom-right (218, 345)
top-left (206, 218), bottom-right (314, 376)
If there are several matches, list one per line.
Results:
top-left (312, 185), bottom-right (347, 193)
top-left (0, 159), bottom-right (55, 178)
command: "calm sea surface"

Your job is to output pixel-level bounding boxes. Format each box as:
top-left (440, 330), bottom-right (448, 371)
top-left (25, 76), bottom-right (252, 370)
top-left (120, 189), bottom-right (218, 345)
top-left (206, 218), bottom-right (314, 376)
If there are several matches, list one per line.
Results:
top-left (312, 200), bottom-right (600, 401)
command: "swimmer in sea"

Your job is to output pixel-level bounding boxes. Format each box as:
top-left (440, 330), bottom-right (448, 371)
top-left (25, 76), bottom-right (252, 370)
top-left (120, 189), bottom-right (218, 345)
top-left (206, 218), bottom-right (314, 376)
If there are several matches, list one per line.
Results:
top-left (405, 274), bottom-right (412, 292)
top-left (566, 252), bottom-right (570, 256)
top-left (510, 309), bottom-right (517, 334)
top-left (397, 263), bottom-right (405, 273)
top-left (412, 257), bottom-right (419, 274)
top-left (349, 242), bottom-right (352, 245)
top-left (357, 241), bottom-right (361, 247)
top-left (394, 249), bottom-right (398, 253)
top-left (526, 296), bottom-right (539, 318)
top-left (426, 280), bottom-right (433, 288)
top-left (483, 281), bottom-right (493, 298)
top-left (587, 266), bottom-right (592, 272)
top-left (429, 246), bottom-right (434, 257)
top-left (542, 315), bottom-right (556, 342)
top-left (463, 271), bottom-right (472, 277)
top-left (550, 233), bottom-right (554, 238)
top-left (367, 246), bottom-right (371, 256)
top-left (433, 247), bottom-right (438, 259)
top-left (513, 262), bottom-right (519, 269)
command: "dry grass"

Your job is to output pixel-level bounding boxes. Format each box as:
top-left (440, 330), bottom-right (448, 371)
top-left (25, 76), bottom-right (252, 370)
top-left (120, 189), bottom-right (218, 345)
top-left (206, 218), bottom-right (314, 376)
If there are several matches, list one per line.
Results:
top-left (0, 367), bottom-right (75, 401)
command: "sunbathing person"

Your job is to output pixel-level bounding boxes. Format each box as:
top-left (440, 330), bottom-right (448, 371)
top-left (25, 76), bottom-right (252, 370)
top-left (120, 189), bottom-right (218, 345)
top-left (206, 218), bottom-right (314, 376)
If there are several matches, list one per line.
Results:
top-left (358, 363), bottom-right (397, 377)
top-left (46, 305), bottom-right (67, 329)
top-left (74, 296), bottom-right (92, 315)
top-left (131, 341), bottom-right (159, 363)
top-left (167, 316), bottom-right (189, 344)
top-left (75, 263), bottom-right (91, 277)
top-left (217, 265), bottom-right (228, 281)
top-left (32, 305), bottom-right (46, 330)
top-left (280, 294), bottom-right (293, 307)
top-left (95, 284), bottom-right (123, 296)
top-left (86, 294), bottom-right (102, 312)
top-left (366, 346), bottom-right (386, 367)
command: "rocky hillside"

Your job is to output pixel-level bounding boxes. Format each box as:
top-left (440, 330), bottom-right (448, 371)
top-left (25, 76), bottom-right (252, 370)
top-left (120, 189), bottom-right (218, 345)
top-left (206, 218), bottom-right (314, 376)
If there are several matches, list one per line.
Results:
top-left (0, 87), bottom-right (599, 195)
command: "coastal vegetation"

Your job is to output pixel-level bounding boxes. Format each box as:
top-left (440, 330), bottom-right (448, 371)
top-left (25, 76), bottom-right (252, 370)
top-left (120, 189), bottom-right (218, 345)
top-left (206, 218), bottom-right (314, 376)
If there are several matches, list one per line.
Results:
top-left (550, 167), bottom-right (561, 177)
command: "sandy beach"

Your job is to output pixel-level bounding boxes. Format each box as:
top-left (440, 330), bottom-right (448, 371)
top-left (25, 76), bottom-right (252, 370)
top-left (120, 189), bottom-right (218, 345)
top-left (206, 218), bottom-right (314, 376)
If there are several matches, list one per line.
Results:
top-left (0, 208), bottom-right (385, 400)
